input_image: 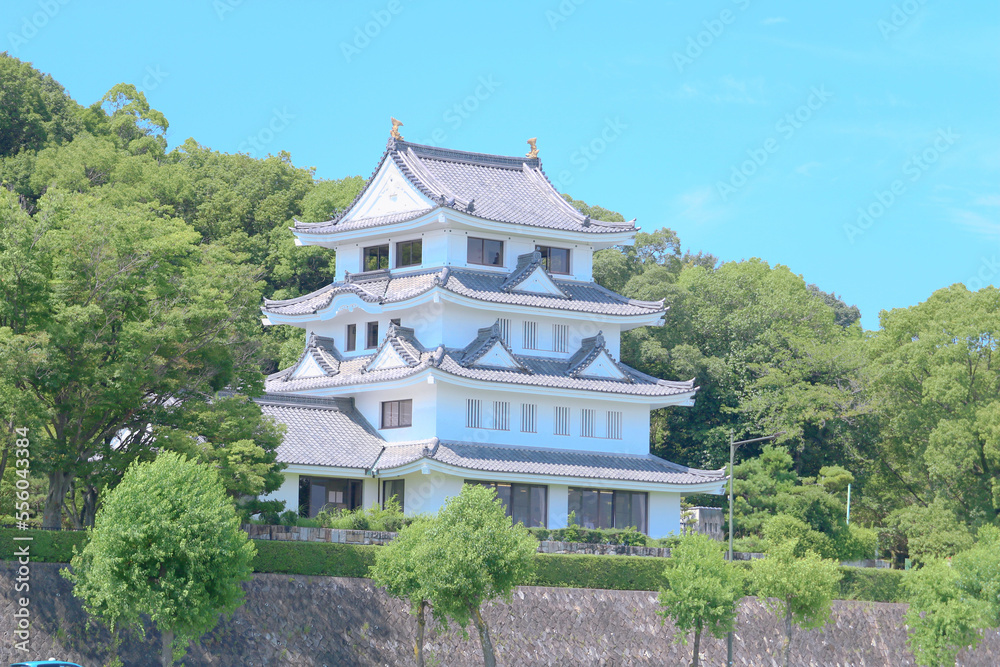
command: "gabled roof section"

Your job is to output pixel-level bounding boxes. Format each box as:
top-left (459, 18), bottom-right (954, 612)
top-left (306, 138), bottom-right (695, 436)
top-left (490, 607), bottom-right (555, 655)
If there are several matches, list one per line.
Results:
top-left (262, 268), bottom-right (665, 319)
top-left (274, 334), bottom-right (341, 382)
top-left (291, 137), bottom-right (637, 236)
top-left (372, 439), bottom-right (726, 487)
top-left (460, 320), bottom-right (530, 372)
top-left (500, 251), bottom-right (571, 299)
top-left (567, 332), bottom-right (632, 382)
top-left (365, 323), bottom-right (424, 372)
top-left (254, 394), bottom-right (385, 469)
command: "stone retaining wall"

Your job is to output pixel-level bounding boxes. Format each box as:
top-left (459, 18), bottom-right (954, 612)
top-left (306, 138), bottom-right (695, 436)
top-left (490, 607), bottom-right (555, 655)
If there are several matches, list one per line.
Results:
top-left (0, 562), bottom-right (996, 666)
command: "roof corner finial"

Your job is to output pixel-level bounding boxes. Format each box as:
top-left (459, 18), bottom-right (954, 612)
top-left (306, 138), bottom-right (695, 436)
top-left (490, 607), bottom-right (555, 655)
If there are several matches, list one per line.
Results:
top-left (525, 137), bottom-right (538, 159)
top-left (390, 117), bottom-right (404, 141)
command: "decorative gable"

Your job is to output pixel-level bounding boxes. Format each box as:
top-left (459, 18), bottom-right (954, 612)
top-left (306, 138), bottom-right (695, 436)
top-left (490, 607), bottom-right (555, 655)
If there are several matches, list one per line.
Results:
top-left (286, 334), bottom-right (341, 381)
top-left (501, 251), bottom-right (571, 299)
top-left (348, 159), bottom-right (433, 221)
top-left (567, 332), bottom-right (633, 383)
top-left (469, 340), bottom-right (523, 370)
top-left (573, 349), bottom-right (630, 381)
top-left (364, 323), bottom-right (424, 372)
top-left (460, 320), bottom-right (530, 373)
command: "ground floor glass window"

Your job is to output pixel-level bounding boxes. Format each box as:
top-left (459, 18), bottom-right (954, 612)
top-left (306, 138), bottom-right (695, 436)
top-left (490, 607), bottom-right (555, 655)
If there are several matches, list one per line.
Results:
top-left (298, 477), bottom-right (363, 518)
top-left (383, 479), bottom-right (405, 510)
top-left (465, 480), bottom-right (547, 528)
top-left (568, 488), bottom-right (648, 534)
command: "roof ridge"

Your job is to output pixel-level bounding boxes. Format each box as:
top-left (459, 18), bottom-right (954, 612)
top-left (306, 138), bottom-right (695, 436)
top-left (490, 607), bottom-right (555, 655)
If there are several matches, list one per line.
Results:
top-left (397, 139), bottom-right (542, 171)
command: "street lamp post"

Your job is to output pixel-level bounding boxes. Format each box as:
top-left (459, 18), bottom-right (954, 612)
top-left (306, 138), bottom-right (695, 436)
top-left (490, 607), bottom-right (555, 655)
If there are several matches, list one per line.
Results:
top-left (726, 430), bottom-right (784, 667)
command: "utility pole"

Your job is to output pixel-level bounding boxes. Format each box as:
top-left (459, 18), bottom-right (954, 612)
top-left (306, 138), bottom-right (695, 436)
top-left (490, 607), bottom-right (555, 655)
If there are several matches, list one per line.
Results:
top-left (726, 431), bottom-right (784, 667)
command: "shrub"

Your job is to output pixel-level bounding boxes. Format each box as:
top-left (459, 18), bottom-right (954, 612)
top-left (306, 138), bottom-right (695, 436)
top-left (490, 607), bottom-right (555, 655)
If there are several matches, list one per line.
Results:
top-left (839, 567), bottom-right (904, 603)
top-left (278, 510), bottom-right (299, 527)
top-left (316, 497), bottom-right (410, 533)
top-left (527, 524), bottom-right (651, 547)
top-left (0, 528), bottom-right (87, 562)
top-left (529, 553), bottom-right (666, 591)
top-left (836, 524), bottom-right (878, 562)
top-left (763, 514), bottom-right (837, 560)
top-left (253, 540), bottom-right (378, 577)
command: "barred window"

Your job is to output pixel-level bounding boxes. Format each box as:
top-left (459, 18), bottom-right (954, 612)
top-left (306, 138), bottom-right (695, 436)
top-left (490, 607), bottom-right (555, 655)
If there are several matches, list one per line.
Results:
top-left (497, 318), bottom-right (511, 346)
top-left (581, 409), bottom-right (596, 437)
top-left (521, 403), bottom-right (537, 433)
top-left (554, 406), bottom-right (571, 436)
top-left (523, 321), bottom-right (538, 349)
top-left (607, 411), bottom-right (623, 439)
top-left (552, 324), bottom-right (569, 353)
top-left (493, 401), bottom-right (510, 431)
top-left (466, 399), bottom-right (482, 429)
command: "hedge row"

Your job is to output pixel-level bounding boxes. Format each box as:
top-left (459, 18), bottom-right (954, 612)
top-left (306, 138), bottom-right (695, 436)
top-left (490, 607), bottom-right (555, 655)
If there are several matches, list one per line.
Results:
top-left (0, 529), bottom-right (904, 602)
top-left (0, 528), bottom-right (87, 562)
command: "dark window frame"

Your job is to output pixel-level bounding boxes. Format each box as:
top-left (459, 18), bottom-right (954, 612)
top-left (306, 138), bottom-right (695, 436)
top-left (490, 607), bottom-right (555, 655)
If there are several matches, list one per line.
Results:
top-left (383, 479), bottom-right (405, 510)
top-left (465, 480), bottom-right (547, 528)
top-left (535, 245), bottom-right (571, 274)
top-left (568, 487), bottom-right (648, 534)
top-left (366, 321), bottom-right (379, 349)
top-left (345, 323), bottom-right (357, 352)
top-left (363, 244), bottom-right (390, 271)
top-left (467, 236), bottom-right (505, 267)
top-left (395, 239), bottom-right (422, 268)
top-left (381, 399), bottom-right (413, 429)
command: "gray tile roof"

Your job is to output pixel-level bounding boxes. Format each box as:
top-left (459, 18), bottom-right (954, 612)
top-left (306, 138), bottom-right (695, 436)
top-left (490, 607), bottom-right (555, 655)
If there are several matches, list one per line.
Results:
top-left (262, 267), bottom-right (664, 318)
top-left (292, 139), bottom-right (636, 236)
top-left (255, 394), bottom-right (385, 469)
top-left (265, 327), bottom-right (695, 398)
top-left (373, 439), bottom-right (726, 486)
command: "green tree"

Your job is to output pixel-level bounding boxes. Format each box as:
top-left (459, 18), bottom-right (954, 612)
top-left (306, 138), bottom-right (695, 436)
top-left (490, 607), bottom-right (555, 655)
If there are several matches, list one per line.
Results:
top-left (0, 54), bottom-right (83, 157)
top-left (749, 540), bottom-right (842, 667)
top-left (416, 484), bottom-right (536, 667)
top-left (370, 518), bottom-right (435, 666)
top-left (63, 452), bottom-right (256, 666)
top-left (657, 533), bottom-right (744, 667)
top-left (866, 285), bottom-right (1000, 538)
top-left (903, 558), bottom-right (988, 667)
top-left (953, 525), bottom-right (1000, 627)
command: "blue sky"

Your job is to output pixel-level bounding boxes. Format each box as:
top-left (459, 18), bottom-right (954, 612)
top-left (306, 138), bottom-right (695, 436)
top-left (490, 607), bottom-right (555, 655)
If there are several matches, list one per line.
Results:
top-left (5, 0), bottom-right (998, 329)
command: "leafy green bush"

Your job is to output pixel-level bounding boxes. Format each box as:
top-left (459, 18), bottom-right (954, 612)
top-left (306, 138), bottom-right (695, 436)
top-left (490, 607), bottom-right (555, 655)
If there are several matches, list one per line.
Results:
top-left (836, 524), bottom-right (878, 562)
top-left (529, 553), bottom-right (665, 591)
top-left (252, 540), bottom-right (378, 577)
top-left (838, 567), bottom-right (904, 603)
top-left (0, 528), bottom-right (87, 562)
top-left (317, 497), bottom-right (411, 532)
top-left (763, 514), bottom-right (838, 559)
top-left (526, 525), bottom-right (651, 547)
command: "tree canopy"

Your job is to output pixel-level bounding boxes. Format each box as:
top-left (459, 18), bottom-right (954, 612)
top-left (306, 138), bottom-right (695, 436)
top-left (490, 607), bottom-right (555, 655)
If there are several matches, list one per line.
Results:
top-left (64, 452), bottom-right (256, 666)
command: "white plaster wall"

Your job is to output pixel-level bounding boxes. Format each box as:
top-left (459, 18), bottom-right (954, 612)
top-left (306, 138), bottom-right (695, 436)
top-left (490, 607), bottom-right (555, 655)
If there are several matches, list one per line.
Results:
top-left (362, 476), bottom-right (379, 510)
top-left (436, 228), bottom-right (594, 282)
top-left (434, 383), bottom-right (651, 455)
top-left (333, 229), bottom-right (447, 278)
top-left (547, 484), bottom-right (570, 529)
top-left (354, 383), bottom-right (438, 442)
top-left (389, 469), bottom-right (464, 516)
top-left (265, 472), bottom-right (300, 515)
top-left (648, 491), bottom-right (682, 539)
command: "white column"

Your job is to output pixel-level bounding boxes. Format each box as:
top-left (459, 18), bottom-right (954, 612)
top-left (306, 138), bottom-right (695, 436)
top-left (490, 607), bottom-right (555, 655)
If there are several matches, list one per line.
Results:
top-left (266, 472), bottom-right (300, 515)
top-left (648, 491), bottom-right (681, 539)
top-left (547, 484), bottom-right (569, 529)
top-left (363, 476), bottom-right (378, 509)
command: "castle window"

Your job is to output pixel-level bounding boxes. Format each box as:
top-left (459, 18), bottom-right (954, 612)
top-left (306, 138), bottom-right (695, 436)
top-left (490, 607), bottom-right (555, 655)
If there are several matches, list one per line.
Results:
top-left (345, 323), bottom-right (356, 352)
top-left (466, 481), bottom-right (547, 528)
top-left (468, 237), bottom-right (504, 267)
top-left (381, 399), bottom-right (412, 429)
top-left (554, 406), bottom-right (570, 436)
top-left (569, 488), bottom-right (647, 534)
top-left (493, 401), bottom-right (510, 431)
top-left (536, 245), bottom-right (570, 274)
top-left (363, 244), bottom-right (389, 271)
top-left (581, 409), bottom-right (596, 438)
top-left (395, 239), bottom-right (422, 268)
top-left (466, 399), bottom-right (482, 429)
top-left (607, 411), bottom-right (623, 439)
top-left (521, 403), bottom-right (537, 433)
top-left (366, 321), bottom-right (379, 348)
top-left (552, 324), bottom-right (569, 353)
top-left (523, 321), bottom-right (538, 350)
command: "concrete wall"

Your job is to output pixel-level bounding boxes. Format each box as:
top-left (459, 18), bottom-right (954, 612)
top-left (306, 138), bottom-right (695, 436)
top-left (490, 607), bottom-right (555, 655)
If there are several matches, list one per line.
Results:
top-left (4, 563), bottom-right (998, 666)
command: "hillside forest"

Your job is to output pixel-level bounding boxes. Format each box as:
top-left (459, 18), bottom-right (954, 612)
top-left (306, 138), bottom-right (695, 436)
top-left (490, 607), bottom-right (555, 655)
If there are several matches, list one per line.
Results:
top-left (1, 54), bottom-right (998, 565)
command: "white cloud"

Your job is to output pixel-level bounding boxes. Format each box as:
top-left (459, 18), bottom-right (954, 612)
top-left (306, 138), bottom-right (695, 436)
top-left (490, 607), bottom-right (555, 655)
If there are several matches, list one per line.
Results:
top-left (950, 208), bottom-right (1000, 241)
